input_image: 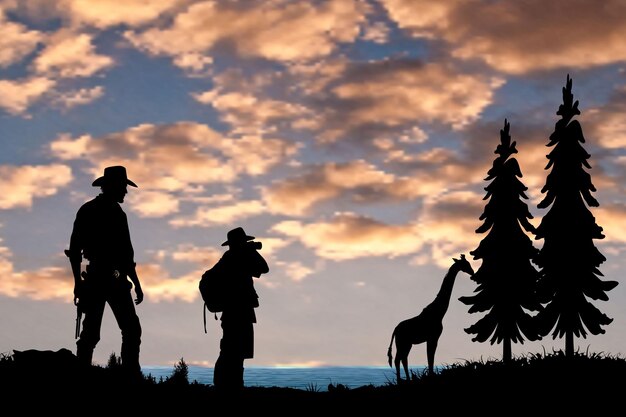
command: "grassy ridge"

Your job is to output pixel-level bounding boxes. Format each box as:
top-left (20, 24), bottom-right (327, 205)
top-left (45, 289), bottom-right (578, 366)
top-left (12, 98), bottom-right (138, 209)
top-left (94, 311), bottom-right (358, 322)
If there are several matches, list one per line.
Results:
top-left (1, 349), bottom-right (625, 412)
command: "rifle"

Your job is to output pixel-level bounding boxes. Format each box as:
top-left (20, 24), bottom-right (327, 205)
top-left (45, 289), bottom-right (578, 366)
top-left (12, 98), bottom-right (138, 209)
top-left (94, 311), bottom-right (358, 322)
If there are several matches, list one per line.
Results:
top-left (74, 271), bottom-right (88, 339)
top-left (65, 249), bottom-right (85, 339)
top-left (75, 297), bottom-right (82, 339)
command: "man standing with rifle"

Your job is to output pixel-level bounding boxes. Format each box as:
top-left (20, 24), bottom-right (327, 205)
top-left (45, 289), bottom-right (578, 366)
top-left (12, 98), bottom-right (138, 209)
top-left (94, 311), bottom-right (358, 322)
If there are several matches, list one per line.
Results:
top-left (65, 166), bottom-right (144, 376)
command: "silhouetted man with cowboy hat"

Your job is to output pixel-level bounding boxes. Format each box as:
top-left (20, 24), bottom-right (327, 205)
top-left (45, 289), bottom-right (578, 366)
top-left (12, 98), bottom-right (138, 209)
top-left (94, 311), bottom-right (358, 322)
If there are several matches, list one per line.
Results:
top-left (66, 165), bottom-right (144, 375)
top-left (212, 227), bottom-right (269, 390)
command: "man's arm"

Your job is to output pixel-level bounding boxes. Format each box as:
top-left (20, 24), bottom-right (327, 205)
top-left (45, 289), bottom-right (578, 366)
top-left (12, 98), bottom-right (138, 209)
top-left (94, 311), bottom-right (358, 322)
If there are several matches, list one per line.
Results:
top-left (251, 250), bottom-right (269, 278)
top-left (127, 264), bottom-right (143, 305)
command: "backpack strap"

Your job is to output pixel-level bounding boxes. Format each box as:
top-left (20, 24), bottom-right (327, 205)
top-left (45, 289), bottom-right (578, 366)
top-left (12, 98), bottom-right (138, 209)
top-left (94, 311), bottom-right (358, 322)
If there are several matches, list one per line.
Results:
top-left (203, 303), bottom-right (220, 334)
top-left (203, 303), bottom-right (207, 334)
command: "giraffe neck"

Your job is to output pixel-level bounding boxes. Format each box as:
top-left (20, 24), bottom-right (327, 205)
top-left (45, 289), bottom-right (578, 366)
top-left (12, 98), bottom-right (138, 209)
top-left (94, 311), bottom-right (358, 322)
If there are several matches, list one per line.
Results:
top-left (432, 264), bottom-right (461, 317)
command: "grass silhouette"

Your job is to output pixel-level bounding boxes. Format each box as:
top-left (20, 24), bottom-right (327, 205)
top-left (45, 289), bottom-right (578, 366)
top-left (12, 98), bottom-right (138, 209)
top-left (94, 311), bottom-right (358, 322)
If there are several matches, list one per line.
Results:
top-left (1, 348), bottom-right (624, 412)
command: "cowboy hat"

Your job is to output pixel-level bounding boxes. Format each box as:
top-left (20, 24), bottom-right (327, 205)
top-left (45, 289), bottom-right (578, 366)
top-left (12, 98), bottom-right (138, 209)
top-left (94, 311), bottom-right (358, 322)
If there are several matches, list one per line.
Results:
top-left (222, 227), bottom-right (255, 246)
top-left (92, 166), bottom-right (138, 187)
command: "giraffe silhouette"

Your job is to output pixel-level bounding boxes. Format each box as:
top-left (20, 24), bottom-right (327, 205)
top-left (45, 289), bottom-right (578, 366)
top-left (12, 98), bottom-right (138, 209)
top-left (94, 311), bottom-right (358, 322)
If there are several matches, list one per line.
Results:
top-left (387, 254), bottom-right (475, 381)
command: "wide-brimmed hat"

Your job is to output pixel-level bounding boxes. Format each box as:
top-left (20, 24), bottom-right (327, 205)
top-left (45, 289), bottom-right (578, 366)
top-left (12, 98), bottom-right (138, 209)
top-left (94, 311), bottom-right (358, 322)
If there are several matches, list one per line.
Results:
top-left (222, 227), bottom-right (255, 246)
top-left (92, 166), bottom-right (138, 188)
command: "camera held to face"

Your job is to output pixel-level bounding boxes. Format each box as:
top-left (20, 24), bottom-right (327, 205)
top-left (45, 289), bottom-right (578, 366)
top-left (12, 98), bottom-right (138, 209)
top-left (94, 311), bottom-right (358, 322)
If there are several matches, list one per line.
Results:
top-left (247, 241), bottom-right (262, 250)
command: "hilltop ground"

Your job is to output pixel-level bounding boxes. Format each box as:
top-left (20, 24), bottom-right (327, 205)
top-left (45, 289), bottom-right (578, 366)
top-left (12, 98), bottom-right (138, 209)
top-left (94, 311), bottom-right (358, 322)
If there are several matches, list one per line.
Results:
top-left (1, 349), bottom-right (624, 413)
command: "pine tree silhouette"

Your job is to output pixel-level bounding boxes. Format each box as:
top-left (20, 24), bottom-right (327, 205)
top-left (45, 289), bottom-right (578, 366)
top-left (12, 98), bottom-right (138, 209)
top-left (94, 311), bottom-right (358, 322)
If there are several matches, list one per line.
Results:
top-left (460, 119), bottom-right (542, 362)
top-left (534, 75), bottom-right (618, 357)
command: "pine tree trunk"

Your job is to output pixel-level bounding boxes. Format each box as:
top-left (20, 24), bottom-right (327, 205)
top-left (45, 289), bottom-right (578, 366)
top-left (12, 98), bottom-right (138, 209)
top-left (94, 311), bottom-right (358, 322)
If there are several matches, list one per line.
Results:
top-left (503, 338), bottom-right (512, 363)
top-left (565, 331), bottom-right (574, 357)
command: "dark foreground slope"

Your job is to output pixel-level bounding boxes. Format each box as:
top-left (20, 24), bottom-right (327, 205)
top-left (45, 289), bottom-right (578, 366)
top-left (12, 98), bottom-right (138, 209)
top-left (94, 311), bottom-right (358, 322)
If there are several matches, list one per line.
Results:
top-left (1, 349), bottom-right (624, 414)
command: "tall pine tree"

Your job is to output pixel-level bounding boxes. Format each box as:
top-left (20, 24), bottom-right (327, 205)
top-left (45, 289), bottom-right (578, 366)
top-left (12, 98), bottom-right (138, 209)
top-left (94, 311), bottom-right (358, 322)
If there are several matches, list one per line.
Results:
top-left (460, 120), bottom-right (541, 363)
top-left (534, 75), bottom-right (618, 357)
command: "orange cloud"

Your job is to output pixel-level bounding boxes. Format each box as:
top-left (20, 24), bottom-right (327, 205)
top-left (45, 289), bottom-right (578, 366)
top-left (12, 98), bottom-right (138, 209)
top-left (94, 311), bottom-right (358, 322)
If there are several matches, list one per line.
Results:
top-left (595, 205), bottom-right (626, 245)
top-left (127, 190), bottom-right (180, 217)
top-left (125, 0), bottom-right (366, 62)
top-left (166, 244), bottom-right (223, 266)
top-left (50, 122), bottom-right (299, 216)
top-left (331, 61), bottom-right (504, 131)
top-left (0, 11), bottom-right (42, 67)
top-left (5, 0), bottom-right (183, 28)
top-left (0, 245), bottom-right (204, 302)
top-left (0, 76), bottom-right (55, 114)
top-left (193, 89), bottom-right (312, 134)
top-left (271, 213), bottom-right (424, 261)
top-left (0, 244), bottom-right (70, 300)
top-left (269, 190), bottom-right (486, 268)
top-left (382, 0), bottom-right (626, 74)
top-left (361, 21), bottom-right (390, 44)
top-left (273, 260), bottom-right (315, 282)
top-left (417, 191), bottom-right (485, 268)
top-left (33, 31), bottom-right (113, 78)
top-left (135, 263), bottom-right (201, 303)
top-left (170, 200), bottom-right (266, 227)
top-left (0, 164), bottom-right (72, 209)
top-left (262, 160), bottom-right (395, 216)
top-left (262, 154), bottom-right (485, 216)
top-left (53, 86), bottom-right (104, 110)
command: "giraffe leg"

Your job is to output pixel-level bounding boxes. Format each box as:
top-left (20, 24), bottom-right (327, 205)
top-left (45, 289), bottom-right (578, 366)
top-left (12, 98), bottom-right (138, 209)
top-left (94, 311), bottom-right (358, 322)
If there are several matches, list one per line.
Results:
top-left (427, 339), bottom-right (438, 375)
top-left (402, 356), bottom-right (410, 381)
top-left (395, 342), bottom-right (411, 382)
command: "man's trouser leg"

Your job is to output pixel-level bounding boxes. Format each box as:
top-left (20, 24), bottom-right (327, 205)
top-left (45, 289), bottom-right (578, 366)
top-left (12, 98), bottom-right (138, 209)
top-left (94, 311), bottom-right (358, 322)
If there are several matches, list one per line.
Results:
top-left (76, 292), bottom-right (106, 367)
top-left (109, 284), bottom-right (142, 374)
top-left (214, 320), bottom-right (247, 390)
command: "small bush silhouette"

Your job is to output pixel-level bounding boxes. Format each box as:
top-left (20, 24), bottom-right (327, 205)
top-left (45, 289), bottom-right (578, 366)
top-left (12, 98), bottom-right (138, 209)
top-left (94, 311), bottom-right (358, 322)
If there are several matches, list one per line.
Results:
top-left (106, 352), bottom-right (122, 369)
top-left (165, 357), bottom-right (189, 385)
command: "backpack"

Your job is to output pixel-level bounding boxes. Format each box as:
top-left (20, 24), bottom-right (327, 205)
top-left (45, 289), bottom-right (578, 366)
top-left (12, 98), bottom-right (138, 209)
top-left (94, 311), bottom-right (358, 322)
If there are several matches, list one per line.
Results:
top-left (199, 258), bottom-right (229, 333)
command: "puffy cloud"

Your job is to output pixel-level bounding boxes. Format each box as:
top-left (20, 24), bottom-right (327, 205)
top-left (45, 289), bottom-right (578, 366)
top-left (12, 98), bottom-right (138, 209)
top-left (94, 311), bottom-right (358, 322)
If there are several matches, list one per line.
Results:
top-left (53, 86), bottom-right (104, 109)
top-left (168, 244), bottom-right (223, 265)
top-left (0, 237), bottom-right (70, 300)
top-left (32, 31), bottom-right (113, 78)
top-left (417, 191), bottom-right (485, 268)
top-left (263, 160), bottom-right (395, 216)
top-left (0, 250), bottom-right (202, 303)
top-left (269, 190), bottom-right (484, 267)
top-left (127, 190), bottom-right (180, 217)
top-left (50, 121), bottom-right (299, 195)
top-left (193, 89), bottom-right (312, 133)
top-left (65, 0), bottom-right (183, 28)
top-left (595, 204), bottom-right (626, 245)
top-left (0, 76), bottom-right (55, 114)
top-left (251, 237), bottom-right (290, 258)
top-left (0, 164), bottom-right (72, 209)
top-left (330, 61), bottom-right (504, 131)
top-left (262, 155), bottom-right (483, 216)
top-left (274, 260), bottom-right (315, 282)
top-left (4, 0), bottom-right (183, 28)
top-left (361, 21), bottom-right (390, 44)
top-left (587, 87), bottom-right (626, 149)
top-left (0, 232), bottom-right (73, 301)
top-left (170, 200), bottom-right (266, 227)
top-left (593, 111), bottom-right (626, 149)
top-left (271, 213), bottom-right (424, 261)
top-left (173, 52), bottom-right (213, 76)
top-left (0, 12), bottom-right (43, 67)
top-left (381, 0), bottom-right (626, 74)
top-left (126, 0), bottom-right (366, 62)
top-left (127, 263), bottom-right (201, 302)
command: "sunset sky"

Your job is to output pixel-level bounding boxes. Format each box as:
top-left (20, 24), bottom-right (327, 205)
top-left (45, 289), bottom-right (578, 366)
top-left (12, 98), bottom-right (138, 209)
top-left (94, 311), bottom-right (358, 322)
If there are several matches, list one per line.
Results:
top-left (1, 0), bottom-right (626, 369)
